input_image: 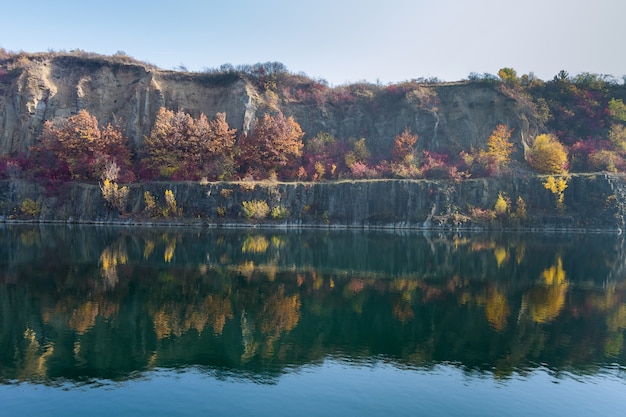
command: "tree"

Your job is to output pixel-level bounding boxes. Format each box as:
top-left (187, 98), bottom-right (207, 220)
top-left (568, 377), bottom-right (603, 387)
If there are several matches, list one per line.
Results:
top-left (345, 137), bottom-right (371, 169)
top-left (609, 124), bottom-right (626, 153)
top-left (143, 108), bottom-right (191, 179)
top-left (483, 124), bottom-right (514, 174)
top-left (238, 111), bottom-right (304, 178)
top-left (302, 132), bottom-right (349, 180)
top-left (391, 128), bottom-right (418, 163)
top-left (192, 112), bottom-right (237, 179)
top-left (100, 161), bottom-right (129, 213)
top-left (463, 125), bottom-right (515, 176)
top-left (527, 134), bottom-right (568, 174)
top-left (32, 110), bottom-right (133, 182)
top-left (494, 193), bottom-right (509, 217)
top-left (608, 98), bottom-right (626, 123)
top-left (543, 175), bottom-right (569, 212)
top-left (498, 67), bottom-right (519, 87)
top-left (143, 108), bottom-right (237, 180)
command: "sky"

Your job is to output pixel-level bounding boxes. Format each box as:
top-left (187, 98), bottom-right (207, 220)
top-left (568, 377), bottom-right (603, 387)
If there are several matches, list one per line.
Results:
top-left (1, 0), bottom-right (625, 85)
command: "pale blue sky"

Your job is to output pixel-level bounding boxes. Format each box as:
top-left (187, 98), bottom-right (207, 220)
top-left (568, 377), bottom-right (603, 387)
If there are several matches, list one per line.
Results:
top-left (1, 0), bottom-right (624, 85)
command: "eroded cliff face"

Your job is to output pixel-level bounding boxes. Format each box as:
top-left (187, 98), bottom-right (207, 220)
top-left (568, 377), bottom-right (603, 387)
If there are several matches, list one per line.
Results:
top-left (0, 53), bottom-right (542, 157)
top-left (0, 55), bottom-right (256, 152)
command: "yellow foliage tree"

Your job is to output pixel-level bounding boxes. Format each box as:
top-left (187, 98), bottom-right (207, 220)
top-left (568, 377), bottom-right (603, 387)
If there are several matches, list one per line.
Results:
top-left (494, 192), bottom-right (509, 217)
top-left (528, 134), bottom-right (568, 174)
top-left (164, 189), bottom-right (181, 217)
top-left (608, 124), bottom-right (626, 153)
top-left (543, 175), bottom-right (569, 212)
top-left (514, 196), bottom-right (527, 220)
top-left (484, 124), bottom-right (514, 173)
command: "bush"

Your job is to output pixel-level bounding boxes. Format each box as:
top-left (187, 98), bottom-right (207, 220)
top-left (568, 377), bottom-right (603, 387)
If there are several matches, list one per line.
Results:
top-left (100, 179), bottom-right (129, 214)
top-left (528, 134), bottom-right (568, 174)
top-left (588, 149), bottom-right (625, 172)
top-left (143, 191), bottom-right (158, 217)
top-left (242, 200), bottom-right (270, 219)
top-left (20, 198), bottom-right (40, 217)
top-left (164, 189), bottom-right (182, 217)
top-left (514, 196), bottom-right (527, 220)
top-left (469, 206), bottom-right (496, 223)
top-left (271, 206), bottom-right (291, 219)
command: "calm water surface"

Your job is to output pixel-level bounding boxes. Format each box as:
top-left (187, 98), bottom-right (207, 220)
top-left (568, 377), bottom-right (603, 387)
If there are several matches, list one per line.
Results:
top-left (0, 225), bottom-right (624, 416)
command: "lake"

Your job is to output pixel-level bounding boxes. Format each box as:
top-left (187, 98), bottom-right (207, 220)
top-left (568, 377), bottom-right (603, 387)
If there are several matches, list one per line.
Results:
top-left (0, 225), bottom-right (624, 416)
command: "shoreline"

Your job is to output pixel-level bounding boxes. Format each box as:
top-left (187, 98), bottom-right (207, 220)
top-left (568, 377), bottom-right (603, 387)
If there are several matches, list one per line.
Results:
top-left (1, 217), bottom-right (622, 235)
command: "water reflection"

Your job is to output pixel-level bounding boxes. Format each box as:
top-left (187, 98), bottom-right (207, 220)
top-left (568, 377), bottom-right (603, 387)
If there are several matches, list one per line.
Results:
top-left (0, 225), bottom-right (625, 385)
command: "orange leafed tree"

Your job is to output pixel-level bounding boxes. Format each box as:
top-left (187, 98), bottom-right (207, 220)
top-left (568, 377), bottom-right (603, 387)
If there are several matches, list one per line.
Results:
top-left (142, 107), bottom-right (183, 178)
top-left (33, 109), bottom-right (132, 181)
top-left (391, 128), bottom-right (418, 163)
top-left (238, 111), bottom-right (304, 178)
top-left (200, 112), bottom-right (237, 179)
top-left (143, 108), bottom-right (237, 180)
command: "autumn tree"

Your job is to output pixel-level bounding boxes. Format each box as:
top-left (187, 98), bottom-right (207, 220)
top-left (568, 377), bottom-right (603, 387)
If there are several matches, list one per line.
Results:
top-left (142, 108), bottom-right (237, 180)
top-left (31, 110), bottom-right (133, 182)
top-left (607, 99), bottom-right (626, 163)
top-left (100, 161), bottom-right (130, 214)
top-left (344, 137), bottom-right (371, 168)
top-left (527, 133), bottom-right (568, 174)
top-left (391, 128), bottom-right (418, 163)
top-left (461, 124), bottom-right (514, 176)
top-left (483, 124), bottom-right (514, 175)
top-left (191, 112), bottom-right (237, 179)
top-left (238, 111), bottom-right (304, 179)
top-left (302, 132), bottom-right (349, 180)
top-left (143, 108), bottom-right (191, 179)
top-left (543, 175), bottom-right (569, 212)
top-left (388, 128), bottom-right (420, 178)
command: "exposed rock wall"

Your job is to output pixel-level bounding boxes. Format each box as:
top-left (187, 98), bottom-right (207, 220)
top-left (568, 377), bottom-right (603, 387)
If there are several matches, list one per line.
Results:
top-left (1, 175), bottom-right (624, 230)
top-left (0, 54), bottom-right (542, 158)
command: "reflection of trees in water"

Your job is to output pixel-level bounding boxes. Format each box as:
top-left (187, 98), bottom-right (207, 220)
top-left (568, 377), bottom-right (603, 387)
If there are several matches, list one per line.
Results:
top-left (523, 256), bottom-right (568, 324)
top-left (484, 291), bottom-right (510, 331)
top-left (152, 295), bottom-right (234, 339)
top-left (99, 241), bottom-right (128, 289)
top-left (1, 227), bottom-right (626, 383)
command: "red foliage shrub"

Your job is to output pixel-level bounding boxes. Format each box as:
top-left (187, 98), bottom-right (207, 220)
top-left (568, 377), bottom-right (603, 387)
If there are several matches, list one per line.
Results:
top-left (421, 151), bottom-right (460, 180)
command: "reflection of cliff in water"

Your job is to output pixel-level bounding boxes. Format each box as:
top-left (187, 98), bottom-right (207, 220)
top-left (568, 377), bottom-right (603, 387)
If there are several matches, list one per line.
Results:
top-left (1, 225), bottom-right (625, 384)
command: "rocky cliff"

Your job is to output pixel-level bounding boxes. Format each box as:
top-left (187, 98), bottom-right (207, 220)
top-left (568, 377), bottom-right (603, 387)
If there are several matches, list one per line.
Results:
top-left (2, 174), bottom-right (625, 231)
top-left (3, 52), bottom-right (623, 231)
top-left (0, 52), bottom-right (542, 158)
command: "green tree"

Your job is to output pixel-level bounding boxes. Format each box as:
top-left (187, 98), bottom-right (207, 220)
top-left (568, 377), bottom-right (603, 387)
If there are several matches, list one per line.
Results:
top-left (498, 67), bottom-right (519, 87)
top-left (609, 124), bottom-right (626, 153)
top-left (608, 98), bottom-right (626, 122)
